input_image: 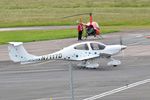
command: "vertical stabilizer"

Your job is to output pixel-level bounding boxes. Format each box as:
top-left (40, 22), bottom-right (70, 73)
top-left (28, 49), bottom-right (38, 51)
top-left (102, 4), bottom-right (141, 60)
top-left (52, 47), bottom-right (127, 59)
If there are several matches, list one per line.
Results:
top-left (8, 42), bottom-right (37, 63)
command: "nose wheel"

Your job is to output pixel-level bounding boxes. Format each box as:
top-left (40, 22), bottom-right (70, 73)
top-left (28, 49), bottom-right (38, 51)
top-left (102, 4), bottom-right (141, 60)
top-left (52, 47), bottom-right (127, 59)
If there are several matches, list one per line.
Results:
top-left (113, 65), bottom-right (118, 67)
top-left (107, 58), bottom-right (121, 67)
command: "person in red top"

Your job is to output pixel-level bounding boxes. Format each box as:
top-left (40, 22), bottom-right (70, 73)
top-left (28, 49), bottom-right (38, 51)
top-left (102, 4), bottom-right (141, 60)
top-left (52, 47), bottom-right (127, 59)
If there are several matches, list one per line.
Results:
top-left (77, 22), bottom-right (83, 40)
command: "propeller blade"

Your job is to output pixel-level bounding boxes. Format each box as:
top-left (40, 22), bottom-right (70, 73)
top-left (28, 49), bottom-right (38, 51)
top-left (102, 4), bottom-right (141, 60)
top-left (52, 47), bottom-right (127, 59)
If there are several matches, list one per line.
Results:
top-left (119, 36), bottom-right (127, 59)
top-left (120, 35), bottom-right (123, 45)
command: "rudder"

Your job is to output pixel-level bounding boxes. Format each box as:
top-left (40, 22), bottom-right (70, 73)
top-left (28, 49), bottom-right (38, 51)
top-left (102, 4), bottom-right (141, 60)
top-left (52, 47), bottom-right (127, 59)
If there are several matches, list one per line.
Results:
top-left (8, 42), bottom-right (37, 63)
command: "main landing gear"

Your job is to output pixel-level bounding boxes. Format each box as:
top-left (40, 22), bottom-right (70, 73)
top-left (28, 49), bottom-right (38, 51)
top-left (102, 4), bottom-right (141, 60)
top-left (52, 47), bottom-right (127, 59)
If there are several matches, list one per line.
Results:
top-left (77, 60), bottom-right (99, 69)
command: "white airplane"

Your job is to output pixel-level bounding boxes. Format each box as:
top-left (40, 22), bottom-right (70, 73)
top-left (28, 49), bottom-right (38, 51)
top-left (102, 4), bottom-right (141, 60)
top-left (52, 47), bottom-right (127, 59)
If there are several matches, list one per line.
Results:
top-left (8, 41), bottom-right (127, 68)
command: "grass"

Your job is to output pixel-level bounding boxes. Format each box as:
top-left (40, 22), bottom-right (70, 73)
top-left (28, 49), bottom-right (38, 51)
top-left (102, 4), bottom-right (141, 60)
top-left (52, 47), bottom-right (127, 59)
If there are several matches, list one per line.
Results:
top-left (0, 0), bottom-right (150, 27)
top-left (0, 0), bottom-right (149, 45)
top-left (0, 27), bottom-right (119, 45)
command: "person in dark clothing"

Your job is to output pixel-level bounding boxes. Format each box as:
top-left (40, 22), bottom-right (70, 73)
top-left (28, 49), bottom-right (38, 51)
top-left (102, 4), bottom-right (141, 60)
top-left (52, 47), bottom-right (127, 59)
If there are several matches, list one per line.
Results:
top-left (77, 23), bottom-right (83, 40)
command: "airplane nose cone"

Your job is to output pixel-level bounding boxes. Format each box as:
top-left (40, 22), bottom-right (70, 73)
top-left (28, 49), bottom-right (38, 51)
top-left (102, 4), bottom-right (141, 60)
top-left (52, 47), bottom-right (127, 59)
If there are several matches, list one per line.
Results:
top-left (121, 45), bottom-right (127, 50)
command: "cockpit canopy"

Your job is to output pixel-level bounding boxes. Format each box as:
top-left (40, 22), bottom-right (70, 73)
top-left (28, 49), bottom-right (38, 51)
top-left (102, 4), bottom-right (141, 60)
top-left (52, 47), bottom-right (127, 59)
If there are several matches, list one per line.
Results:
top-left (90, 43), bottom-right (105, 50)
top-left (74, 44), bottom-right (89, 50)
top-left (74, 42), bottom-right (105, 50)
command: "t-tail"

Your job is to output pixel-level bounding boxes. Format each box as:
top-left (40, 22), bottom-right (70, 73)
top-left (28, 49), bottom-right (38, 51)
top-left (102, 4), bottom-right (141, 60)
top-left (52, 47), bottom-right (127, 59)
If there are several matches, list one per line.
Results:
top-left (8, 42), bottom-right (39, 64)
top-left (8, 42), bottom-right (63, 64)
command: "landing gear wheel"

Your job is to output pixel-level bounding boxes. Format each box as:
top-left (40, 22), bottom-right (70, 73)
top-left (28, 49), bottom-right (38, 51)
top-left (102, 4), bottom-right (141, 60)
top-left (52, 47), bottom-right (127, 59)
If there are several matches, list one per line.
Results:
top-left (113, 65), bottom-right (117, 67)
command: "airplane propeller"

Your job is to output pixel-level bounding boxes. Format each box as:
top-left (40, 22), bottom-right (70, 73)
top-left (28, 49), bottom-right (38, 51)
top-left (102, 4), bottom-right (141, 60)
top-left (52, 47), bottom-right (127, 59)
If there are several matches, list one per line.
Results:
top-left (119, 35), bottom-right (126, 58)
top-left (120, 35), bottom-right (123, 45)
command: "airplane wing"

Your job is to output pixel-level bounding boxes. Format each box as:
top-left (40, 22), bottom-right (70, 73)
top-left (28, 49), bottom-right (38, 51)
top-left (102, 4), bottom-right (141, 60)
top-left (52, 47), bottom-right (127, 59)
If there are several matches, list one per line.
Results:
top-left (74, 53), bottom-right (112, 61)
top-left (74, 54), bottom-right (100, 61)
top-left (100, 53), bottom-right (111, 58)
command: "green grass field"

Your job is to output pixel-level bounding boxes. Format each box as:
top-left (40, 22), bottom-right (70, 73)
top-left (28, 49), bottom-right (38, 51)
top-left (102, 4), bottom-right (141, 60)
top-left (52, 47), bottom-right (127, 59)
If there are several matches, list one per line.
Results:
top-left (0, 0), bottom-right (150, 45)
top-left (0, 27), bottom-right (119, 44)
top-left (0, 0), bottom-right (150, 27)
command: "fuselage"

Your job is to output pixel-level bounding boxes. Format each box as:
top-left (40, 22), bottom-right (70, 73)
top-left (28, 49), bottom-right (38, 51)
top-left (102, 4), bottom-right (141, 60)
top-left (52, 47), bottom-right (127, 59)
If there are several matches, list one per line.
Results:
top-left (37, 41), bottom-right (126, 61)
top-left (8, 41), bottom-right (127, 64)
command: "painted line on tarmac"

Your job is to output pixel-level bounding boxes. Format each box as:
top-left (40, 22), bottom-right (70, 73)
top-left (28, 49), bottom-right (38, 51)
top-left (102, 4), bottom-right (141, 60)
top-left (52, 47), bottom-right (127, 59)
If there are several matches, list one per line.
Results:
top-left (22, 60), bottom-right (56, 67)
top-left (33, 78), bottom-right (150, 100)
top-left (33, 95), bottom-right (94, 100)
top-left (0, 69), bottom-right (67, 74)
top-left (128, 42), bottom-right (142, 46)
top-left (83, 79), bottom-right (150, 100)
top-left (135, 34), bottom-right (143, 38)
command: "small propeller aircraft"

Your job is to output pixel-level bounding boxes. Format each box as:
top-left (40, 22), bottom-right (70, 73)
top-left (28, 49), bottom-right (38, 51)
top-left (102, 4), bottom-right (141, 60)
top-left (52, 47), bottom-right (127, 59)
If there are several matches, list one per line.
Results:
top-left (8, 41), bottom-right (127, 68)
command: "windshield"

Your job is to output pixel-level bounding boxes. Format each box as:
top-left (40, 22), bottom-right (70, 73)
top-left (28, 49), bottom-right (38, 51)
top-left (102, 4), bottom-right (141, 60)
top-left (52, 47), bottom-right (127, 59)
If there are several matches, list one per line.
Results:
top-left (90, 43), bottom-right (105, 50)
top-left (74, 44), bottom-right (89, 50)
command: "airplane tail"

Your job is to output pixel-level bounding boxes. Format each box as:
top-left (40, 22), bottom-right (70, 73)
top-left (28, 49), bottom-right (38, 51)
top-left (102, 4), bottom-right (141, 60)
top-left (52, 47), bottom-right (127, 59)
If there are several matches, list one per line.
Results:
top-left (8, 42), bottom-right (38, 64)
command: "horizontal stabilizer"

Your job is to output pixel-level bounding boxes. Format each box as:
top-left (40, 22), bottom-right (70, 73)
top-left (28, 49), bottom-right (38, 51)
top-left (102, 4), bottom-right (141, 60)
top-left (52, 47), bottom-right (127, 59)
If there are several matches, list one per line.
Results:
top-left (9, 42), bottom-right (23, 46)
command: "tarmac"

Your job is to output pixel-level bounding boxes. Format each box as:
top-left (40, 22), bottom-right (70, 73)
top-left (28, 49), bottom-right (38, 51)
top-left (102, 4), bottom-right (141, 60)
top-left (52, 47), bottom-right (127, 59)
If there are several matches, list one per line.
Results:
top-left (0, 30), bottom-right (150, 100)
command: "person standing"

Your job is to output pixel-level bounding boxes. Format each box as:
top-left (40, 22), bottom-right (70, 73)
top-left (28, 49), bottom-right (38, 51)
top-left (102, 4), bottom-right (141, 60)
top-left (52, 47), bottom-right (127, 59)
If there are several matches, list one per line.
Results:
top-left (77, 22), bottom-right (83, 40)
